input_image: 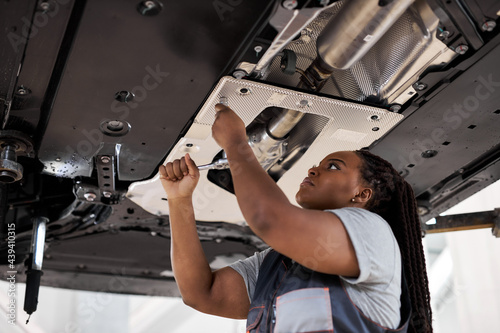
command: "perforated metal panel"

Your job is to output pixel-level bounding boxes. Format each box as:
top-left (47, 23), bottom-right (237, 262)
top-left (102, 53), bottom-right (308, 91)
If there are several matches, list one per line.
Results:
top-left (265, 1), bottom-right (456, 104)
top-left (128, 77), bottom-right (403, 223)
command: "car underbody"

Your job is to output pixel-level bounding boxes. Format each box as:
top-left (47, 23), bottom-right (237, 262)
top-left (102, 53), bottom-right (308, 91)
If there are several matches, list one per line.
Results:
top-left (1, 0), bottom-right (499, 315)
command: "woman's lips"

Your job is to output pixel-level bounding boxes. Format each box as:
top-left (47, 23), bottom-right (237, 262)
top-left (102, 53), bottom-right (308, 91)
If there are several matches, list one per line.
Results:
top-left (300, 177), bottom-right (314, 186)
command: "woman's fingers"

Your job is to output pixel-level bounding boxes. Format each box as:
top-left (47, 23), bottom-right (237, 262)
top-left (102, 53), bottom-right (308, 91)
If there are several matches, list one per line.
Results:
top-left (165, 161), bottom-right (176, 180)
top-left (185, 153), bottom-right (199, 178)
top-left (172, 159), bottom-right (184, 180)
top-left (159, 165), bottom-right (169, 180)
top-left (161, 155), bottom-right (197, 182)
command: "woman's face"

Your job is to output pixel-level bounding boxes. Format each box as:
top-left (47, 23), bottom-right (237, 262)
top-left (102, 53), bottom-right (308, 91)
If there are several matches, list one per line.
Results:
top-left (295, 151), bottom-right (369, 210)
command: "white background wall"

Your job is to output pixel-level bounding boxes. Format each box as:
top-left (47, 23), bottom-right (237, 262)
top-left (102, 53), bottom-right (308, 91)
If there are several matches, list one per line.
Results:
top-left (1, 181), bottom-right (500, 333)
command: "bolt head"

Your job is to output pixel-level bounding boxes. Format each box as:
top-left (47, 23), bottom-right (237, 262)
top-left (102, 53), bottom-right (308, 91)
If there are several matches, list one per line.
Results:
top-left (417, 206), bottom-right (430, 216)
top-left (84, 192), bottom-right (97, 202)
top-left (232, 70), bottom-right (247, 79)
top-left (455, 44), bottom-right (469, 55)
top-left (421, 150), bottom-right (438, 158)
top-left (438, 30), bottom-right (450, 39)
top-left (137, 0), bottom-right (162, 16)
top-left (40, 2), bottom-right (50, 11)
top-left (414, 82), bottom-right (427, 91)
top-left (100, 156), bottom-right (111, 164)
top-left (17, 87), bottom-right (29, 95)
top-left (102, 191), bottom-right (112, 198)
top-left (282, 0), bottom-right (298, 10)
top-left (481, 21), bottom-right (496, 32)
top-left (389, 104), bottom-right (402, 112)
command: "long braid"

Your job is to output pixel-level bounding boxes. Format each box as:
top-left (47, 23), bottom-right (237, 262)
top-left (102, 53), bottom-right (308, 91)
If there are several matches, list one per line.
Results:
top-left (355, 150), bottom-right (433, 333)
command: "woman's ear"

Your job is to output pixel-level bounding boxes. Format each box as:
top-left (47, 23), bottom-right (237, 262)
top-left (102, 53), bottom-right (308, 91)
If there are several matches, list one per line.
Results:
top-left (357, 187), bottom-right (373, 203)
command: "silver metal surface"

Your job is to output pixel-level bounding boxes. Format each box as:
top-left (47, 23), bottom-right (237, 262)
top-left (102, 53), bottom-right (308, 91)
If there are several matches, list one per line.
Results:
top-left (265, 0), bottom-right (457, 105)
top-left (267, 109), bottom-right (305, 138)
top-left (84, 192), bottom-right (97, 201)
top-left (0, 130), bottom-right (34, 183)
top-left (251, 3), bottom-right (336, 77)
top-left (197, 158), bottom-right (230, 171)
top-left (316, 0), bottom-right (414, 70)
top-left (249, 125), bottom-right (288, 171)
top-left (0, 157), bottom-right (23, 183)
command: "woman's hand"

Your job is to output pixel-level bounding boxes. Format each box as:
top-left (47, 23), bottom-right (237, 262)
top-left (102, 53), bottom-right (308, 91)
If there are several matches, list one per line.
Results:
top-left (159, 153), bottom-right (199, 200)
top-left (212, 103), bottom-right (247, 151)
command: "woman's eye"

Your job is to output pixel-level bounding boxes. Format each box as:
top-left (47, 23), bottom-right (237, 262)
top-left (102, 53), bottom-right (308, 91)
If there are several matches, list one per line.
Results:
top-left (329, 164), bottom-right (338, 170)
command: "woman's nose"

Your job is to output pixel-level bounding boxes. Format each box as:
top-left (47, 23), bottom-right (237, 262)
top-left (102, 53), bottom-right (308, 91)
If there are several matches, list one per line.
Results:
top-left (308, 166), bottom-right (317, 176)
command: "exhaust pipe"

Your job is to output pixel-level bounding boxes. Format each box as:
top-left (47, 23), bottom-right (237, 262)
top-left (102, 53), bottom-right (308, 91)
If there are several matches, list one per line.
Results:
top-left (316, 0), bottom-right (414, 71)
top-left (248, 0), bottom-right (414, 171)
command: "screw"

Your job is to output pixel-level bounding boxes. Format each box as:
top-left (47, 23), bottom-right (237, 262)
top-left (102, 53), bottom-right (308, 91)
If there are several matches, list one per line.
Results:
top-left (417, 206), bottom-right (429, 216)
top-left (455, 44), bottom-right (469, 55)
top-left (55, 157), bottom-right (61, 162)
top-left (137, 1), bottom-right (162, 16)
top-left (414, 82), bottom-right (427, 91)
top-left (421, 150), bottom-right (438, 158)
top-left (114, 90), bottom-right (133, 103)
top-left (102, 191), bottom-right (112, 198)
top-left (107, 120), bottom-right (124, 131)
top-left (389, 104), bottom-right (402, 112)
top-left (232, 70), bottom-right (247, 79)
top-left (372, 127), bottom-right (380, 131)
top-left (17, 86), bottom-right (28, 95)
top-left (100, 156), bottom-right (111, 164)
top-left (282, 0), bottom-right (298, 10)
top-left (437, 29), bottom-right (450, 39)
top-left (481, 20), bottom-right (496, 32)
top-left (370, 115), bottom-right (380, 121)
top-left (84, 192), bottom-right (97, 202)
top-left (40, 2), bottom-right (50, 11)
top-left (254, 45), bottom-right (263, 57)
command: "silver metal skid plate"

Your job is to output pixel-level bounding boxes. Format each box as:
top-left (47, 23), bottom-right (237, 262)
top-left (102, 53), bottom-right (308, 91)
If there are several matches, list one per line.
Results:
top-left (128, 77), bottom-right (403, 223)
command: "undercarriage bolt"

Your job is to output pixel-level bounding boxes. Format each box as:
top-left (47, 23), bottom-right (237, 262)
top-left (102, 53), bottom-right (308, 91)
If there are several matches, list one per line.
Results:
top-left (0, 145), bottom-right (23, 183)
top-left (481, 20), bottom-right (496, 32)
top-left (454, 44), bottom-right (469, 55)
top-left (282, 0), bottom-right (298, 10)
top-left (414, 82), bottom-right (427, 91)
top-left (100, 156), bottom-right (111, 164)
top-left (84, 192), bottom-right (97, 202)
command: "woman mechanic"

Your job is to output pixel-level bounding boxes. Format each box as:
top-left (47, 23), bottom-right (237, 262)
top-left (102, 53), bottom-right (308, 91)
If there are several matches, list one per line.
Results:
top-left (158, 104), bottom-right (433, 333)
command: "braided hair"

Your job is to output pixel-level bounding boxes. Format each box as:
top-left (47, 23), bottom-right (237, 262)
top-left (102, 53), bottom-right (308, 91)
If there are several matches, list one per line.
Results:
top-left (355, 150), bottom-right (433, 333)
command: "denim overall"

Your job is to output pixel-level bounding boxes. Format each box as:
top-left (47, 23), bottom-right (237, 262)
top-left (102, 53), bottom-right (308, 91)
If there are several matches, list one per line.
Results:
top-left (246, 250), bottom-right (411, 333)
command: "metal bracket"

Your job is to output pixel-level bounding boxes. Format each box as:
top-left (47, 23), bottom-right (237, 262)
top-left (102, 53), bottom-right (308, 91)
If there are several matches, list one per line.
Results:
top-left (425, 208), bottom-right (500, 238)
top-left (493, 208), bottom-right (500, 238)
top-left (251, 3), bottom-right (337, 77)
top-left (74, 143), bottom-right (123, 204)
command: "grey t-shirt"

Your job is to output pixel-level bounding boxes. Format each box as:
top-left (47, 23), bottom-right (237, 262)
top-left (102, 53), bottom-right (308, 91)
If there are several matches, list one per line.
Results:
top-left (229, 207), bottom-right (402, 329)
